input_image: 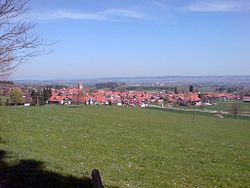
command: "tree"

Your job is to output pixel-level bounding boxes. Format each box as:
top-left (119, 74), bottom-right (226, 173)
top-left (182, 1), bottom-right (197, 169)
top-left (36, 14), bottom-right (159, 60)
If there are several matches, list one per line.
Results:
top-left (174, 86), bottom-right (178, 94)
top-left (230, 103), bottom-right (240, 118)
top-left (31, 89), bottom-right (46, 106)
top-left (10, 89), bottom-right (23, 105)
top-left (189, 85), bottom-right (194, 93)
top-left (30, 89), bottom-right (37, 105)
top-left (77, 89), bottom-right (85, 105)
top-left (42, 87), bottom-right (52, 103)
top-left (198, 93), bottom-right (206, 103)
top-left (0, 0), bottom-right (49, 79)
top-left (239, 89), bottom-right (245, 100)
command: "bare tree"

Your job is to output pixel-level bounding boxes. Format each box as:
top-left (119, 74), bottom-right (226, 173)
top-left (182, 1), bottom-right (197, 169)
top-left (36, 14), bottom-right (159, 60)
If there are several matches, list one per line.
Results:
top-left (230, 103), bottom-right (240, 118)
top-left (0, 0), bottom-right (48, 80)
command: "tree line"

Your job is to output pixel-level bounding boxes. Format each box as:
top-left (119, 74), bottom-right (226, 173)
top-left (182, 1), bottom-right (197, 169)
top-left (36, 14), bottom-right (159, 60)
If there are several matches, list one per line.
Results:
top-left (0, 87), bottom-right (52, 106)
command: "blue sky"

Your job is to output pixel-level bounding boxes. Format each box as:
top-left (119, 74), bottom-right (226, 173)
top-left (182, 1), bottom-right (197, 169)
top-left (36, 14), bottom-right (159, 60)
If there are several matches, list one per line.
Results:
top-left (12, 0), bottom-right (250, 80)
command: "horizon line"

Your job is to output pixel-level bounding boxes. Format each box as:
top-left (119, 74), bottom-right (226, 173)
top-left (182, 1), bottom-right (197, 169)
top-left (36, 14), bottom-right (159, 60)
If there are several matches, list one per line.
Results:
top-left (11, 75), bottom-right (250, 81)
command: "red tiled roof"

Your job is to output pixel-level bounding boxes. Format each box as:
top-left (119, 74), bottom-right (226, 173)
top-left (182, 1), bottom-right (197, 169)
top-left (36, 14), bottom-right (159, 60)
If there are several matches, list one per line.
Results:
top-left (48, 95), bottom-right (64, 102)
top-left (190, 94), bottom-right (201, 102)
top-left (178, 94), bottom-right (201, 102)
top-left (95, 95), bottom-right (107, 103)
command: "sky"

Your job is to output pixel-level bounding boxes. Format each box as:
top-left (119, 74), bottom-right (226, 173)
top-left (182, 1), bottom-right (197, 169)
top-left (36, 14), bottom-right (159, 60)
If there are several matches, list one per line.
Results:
top-left (11, 0), bottom-right (250, 80)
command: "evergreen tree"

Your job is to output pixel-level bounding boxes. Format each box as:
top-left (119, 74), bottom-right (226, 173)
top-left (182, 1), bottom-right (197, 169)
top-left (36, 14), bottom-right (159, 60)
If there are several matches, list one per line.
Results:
top-left (42, 87), bottom-right (52, 104)
top-left (31, 89), bottom-right (45, 106)
top-left (189, 85), bottom-right (194, 93)
top-left (174, 87), bottom-right (178, 94)
top-left (31, 90), bottom-right (38, 106)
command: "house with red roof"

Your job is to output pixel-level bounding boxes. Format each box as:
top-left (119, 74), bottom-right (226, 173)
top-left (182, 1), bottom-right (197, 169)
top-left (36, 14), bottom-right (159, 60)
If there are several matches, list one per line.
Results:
top-left (48, 95), bottom-right (72, 105)
top-left (177, 93), bottom-right (201, 106)
top-left (94, 95), bottom-right (107, 104)
top-left (243, 96), bottom-right (250, 103)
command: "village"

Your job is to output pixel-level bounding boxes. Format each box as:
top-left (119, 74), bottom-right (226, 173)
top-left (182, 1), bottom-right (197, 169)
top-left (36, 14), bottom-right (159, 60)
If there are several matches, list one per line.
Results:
top-left (1, 81), bottom-right (250, 109)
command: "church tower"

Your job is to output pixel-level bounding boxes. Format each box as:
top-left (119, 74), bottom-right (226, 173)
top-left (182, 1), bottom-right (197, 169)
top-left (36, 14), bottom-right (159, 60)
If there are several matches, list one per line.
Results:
top-left (78, 81), bottom-right (83, 90)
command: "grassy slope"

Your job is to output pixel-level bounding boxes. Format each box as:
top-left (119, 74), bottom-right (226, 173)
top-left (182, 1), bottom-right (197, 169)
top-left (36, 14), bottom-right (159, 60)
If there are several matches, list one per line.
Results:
top-left (0, 106), bottom-right (250, 187)
top-left (174, 101), bottom-right (250, 114)
top-left (204, 101), bottom-right (250, 112)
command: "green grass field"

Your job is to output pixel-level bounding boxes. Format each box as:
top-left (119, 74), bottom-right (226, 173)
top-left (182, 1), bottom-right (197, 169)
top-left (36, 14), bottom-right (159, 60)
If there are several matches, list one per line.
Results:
top-left (0, 106), bottom-right (250, 187)
top-left (174, 101), bottom-right (250, 115)
top-left (204, 101), bottom-right (250, 112)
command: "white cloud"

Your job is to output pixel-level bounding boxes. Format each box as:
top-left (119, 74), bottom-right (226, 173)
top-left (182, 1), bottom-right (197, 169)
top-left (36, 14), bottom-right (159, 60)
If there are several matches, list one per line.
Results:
top-left (52, 10), bottom-right (105, 21)
top-left (36, 8), bottom-right (144, 22)
top-left (151, 2), bottom-right (169, 11)
top-left (181, 0), bottom-right (250, 12)
top-left (100, 9), bottom-right (144, 19)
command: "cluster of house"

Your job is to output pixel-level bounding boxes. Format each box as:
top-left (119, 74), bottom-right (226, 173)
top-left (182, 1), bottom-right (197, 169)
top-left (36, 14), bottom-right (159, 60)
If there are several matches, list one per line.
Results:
top-left (47, 83), bottom-right (243, 107)
top-left (1, 81), bottom-right (249, 107)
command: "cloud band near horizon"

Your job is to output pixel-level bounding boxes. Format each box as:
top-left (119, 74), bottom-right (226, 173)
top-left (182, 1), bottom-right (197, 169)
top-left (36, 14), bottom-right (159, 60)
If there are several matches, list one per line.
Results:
top-left (181, 0), bottom-right (250, 12)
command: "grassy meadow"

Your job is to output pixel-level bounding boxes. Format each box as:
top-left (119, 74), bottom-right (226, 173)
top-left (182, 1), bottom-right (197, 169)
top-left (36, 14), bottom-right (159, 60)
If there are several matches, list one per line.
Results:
top-left (173, 101), bottom-right (250, 116)
top-left (0, 105), bottom-right (250, 187)
top-left (203, 101), bottom-right (250, 112)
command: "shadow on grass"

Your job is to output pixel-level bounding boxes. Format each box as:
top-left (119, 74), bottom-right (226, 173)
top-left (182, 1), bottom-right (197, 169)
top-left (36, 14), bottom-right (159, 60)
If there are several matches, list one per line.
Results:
top-left (0, 150), bottom-right (93, 188)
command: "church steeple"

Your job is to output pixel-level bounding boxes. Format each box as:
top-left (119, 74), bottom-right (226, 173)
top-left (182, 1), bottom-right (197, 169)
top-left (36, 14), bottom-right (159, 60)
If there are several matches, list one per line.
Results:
top-left (78, 81), bottom-right (83, 90)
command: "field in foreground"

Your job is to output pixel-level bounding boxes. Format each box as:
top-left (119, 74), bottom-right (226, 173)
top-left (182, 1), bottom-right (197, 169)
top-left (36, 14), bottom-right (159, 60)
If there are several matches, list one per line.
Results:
top-left (0, 106), bottom-right (250, 187)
